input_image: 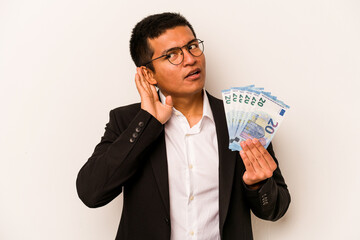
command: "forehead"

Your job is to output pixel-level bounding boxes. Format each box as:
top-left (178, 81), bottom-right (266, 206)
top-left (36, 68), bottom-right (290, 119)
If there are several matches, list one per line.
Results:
top-left (148, 26), bottom-right (196, 55)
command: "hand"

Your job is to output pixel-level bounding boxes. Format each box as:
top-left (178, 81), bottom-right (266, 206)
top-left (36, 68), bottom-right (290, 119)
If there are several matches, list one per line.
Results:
top-left (135, 67), bottom-right (173, 124)
top-left (239, 138), bottom-right (277, 189)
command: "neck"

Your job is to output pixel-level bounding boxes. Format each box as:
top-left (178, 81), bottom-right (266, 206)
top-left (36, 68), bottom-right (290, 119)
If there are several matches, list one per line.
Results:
top-left (168, 90), bottom-right (204, 128)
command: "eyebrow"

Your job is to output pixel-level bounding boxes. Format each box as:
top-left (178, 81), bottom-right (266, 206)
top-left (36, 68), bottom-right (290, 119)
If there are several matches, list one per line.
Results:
top-left (160, 38), bottom-right (197, 55)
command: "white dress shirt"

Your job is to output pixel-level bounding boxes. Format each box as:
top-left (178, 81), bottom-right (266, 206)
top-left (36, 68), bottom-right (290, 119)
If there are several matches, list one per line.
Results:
top-left (160, 90), bottom-right (220, 240)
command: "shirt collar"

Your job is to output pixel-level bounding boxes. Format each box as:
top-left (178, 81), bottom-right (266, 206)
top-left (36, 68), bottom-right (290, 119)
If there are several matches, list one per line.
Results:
top-left (159, 89), bottom-right (214, 123)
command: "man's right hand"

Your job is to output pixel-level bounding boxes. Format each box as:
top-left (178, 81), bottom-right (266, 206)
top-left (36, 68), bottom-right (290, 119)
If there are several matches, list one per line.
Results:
top-left (135, 67), bottom-right (173, 124)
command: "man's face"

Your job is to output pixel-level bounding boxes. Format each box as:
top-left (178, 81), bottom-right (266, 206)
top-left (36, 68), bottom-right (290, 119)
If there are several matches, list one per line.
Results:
top-left (147, 26), bottom-right (206, 98)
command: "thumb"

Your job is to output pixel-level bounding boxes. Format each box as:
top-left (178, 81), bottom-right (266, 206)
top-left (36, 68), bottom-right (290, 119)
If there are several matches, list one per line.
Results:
top-left (165, 95), bottom-right (173, 108)
top-left (243, 171), bottom-right (249, 180)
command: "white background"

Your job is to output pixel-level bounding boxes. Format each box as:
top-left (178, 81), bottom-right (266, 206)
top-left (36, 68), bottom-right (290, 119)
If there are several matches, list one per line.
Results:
top-left (1, 0), bottom-right (360, 239)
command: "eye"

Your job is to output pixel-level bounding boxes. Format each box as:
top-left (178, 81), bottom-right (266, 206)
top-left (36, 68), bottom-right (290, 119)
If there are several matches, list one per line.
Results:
top-left (165, 52), bottom-right (177, 59)
top-left (188, 42), bottom-right (199, 50)
top-left (165, 49), bottom-right (181, 60)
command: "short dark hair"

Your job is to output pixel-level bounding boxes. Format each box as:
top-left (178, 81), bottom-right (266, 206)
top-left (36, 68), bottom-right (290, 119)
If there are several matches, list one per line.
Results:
top-left (129, 12), bottom-right (196, 72)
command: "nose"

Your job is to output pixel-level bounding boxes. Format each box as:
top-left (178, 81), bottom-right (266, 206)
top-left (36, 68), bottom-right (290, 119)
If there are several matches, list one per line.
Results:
top-left (182, 48), bottom-right (196, 66)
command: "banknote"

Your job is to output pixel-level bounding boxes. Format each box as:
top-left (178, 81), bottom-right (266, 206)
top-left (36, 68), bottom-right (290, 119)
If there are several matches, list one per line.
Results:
top-left (222, 86), bottom-right (290, 151)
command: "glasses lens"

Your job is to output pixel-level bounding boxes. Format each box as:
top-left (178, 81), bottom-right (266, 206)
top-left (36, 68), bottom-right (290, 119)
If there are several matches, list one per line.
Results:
top-left (188, 40), bottom-right (204, 57)
top-left (167, 48), bottom-right (183, 65)
top-left (167, 39), bottom-right (204, 65)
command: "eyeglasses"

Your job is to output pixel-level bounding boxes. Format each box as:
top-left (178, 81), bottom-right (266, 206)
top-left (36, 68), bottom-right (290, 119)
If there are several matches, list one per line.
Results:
top-left (144, 39), bottom-right (204, 66)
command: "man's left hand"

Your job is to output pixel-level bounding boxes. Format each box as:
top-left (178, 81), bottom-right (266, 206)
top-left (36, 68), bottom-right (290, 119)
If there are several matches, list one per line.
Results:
top-left (240, 139), bottom-right (277, 189)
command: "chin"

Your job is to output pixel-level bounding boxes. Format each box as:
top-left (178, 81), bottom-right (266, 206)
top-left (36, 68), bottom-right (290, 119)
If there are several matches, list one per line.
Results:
top-left (188, 84), bottom-right (205, 95)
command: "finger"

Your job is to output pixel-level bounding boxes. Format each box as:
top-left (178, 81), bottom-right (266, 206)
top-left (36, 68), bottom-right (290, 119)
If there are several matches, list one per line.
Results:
top-left (246, 139), bottom-right (275, 179)
top-left (239, 149), bottom-right (255, 175)
top-left (150, 84), bottom-right (160, 101)
top-left (252, 138), bottom-right (271, 159)
top-left (242, 140), bottom-right (273, 181)
top-left (245, 139), bottom-right (270, 171)
top-left (139, 67), bottom-right (153, 93)
top-left (246, 139), bottom-right (264, 162)
top-left (136, 68), bottom-right (148, 89)
top-left (136, 68), bottom-right (145, 88)
top-left (165, 95), bottom-right (173, 108)
top-left (252, 138), bottom-right (277, 171)
top-left (240, 140), bottom-right (261, 172)
top-left (135, 73), bottom-right (146, 96)
top-left (137, 68), bottom-right (154, 101)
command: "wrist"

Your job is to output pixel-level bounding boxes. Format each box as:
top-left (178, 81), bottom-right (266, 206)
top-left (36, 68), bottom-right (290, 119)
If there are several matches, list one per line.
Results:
top-left (245, 179), bottom-right (266, 190)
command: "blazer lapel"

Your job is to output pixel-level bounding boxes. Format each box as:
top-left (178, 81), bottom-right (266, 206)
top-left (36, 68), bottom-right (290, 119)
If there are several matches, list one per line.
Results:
top-left (150, 130), bottom-right (170, 217)
top-left (149, 92), bottom-right (170, 217)
top-left (207, 92), bottom-right (237, 232)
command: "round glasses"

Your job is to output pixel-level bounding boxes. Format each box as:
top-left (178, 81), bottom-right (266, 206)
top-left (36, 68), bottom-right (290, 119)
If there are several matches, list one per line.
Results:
top-left (145, 39), bottom-right (204, 66)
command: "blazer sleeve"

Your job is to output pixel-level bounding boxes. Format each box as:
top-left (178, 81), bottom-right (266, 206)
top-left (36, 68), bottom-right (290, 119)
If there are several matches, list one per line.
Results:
top-left (76, 107), bottom-right (163, 208)
top-left (243, 143), bottom-right (291, 221)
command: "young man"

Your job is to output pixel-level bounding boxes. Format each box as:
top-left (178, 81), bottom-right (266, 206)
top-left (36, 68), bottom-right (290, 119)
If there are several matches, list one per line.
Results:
top-left (76, 12), bottom-right (290, 240)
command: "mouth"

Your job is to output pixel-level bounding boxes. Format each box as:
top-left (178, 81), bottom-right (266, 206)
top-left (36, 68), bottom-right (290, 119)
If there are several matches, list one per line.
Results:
top-left (185, 68), bottom-right (201, 79)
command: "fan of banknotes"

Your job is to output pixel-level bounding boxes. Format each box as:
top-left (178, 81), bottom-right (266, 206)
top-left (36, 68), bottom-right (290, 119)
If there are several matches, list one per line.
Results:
top-left (222, 85), bottom-right (290, 151)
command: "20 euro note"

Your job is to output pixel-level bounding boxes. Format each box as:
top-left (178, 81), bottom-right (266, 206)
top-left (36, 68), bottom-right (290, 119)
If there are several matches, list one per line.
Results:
top-left (222, 86), bottom-right (290, 151)
top-left (233, 86), bottom-right (264, 139)
top-left (226, 86), bottom-right (267, 145)
top-left (222, 85), bottom-right (254, 140)
top-left (229, 86), bottom-right (253, 139)
top-left (230, 93), bottom-right (289, 151)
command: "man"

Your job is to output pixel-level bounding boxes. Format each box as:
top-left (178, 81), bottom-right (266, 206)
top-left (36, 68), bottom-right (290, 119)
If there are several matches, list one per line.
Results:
top-left (76, 12), bottom-right (290, 240)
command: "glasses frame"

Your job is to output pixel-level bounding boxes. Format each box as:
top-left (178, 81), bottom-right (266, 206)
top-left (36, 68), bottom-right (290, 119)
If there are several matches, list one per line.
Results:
top-left (144, 39), bottom-right (204, 66)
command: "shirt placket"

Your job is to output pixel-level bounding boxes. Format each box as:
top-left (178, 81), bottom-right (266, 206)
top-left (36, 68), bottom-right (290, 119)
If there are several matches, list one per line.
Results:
top-left (186, 132), bottom-right (195, 239)
top-left (174, 109), bottom-right (202, 240)
top-left (186, 124), bottom-right (201, 239)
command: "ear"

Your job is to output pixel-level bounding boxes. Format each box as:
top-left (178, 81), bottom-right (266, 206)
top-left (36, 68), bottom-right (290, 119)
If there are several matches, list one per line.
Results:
top-left (141, 66), bottom-right (157, 85)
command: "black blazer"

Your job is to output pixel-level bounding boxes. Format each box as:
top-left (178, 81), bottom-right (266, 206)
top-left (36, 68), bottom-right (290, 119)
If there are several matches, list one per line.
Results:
top-left (76, 92), bottom-right (290, 240)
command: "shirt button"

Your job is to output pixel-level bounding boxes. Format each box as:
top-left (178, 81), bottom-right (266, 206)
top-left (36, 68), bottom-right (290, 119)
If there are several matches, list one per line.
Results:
top-left (189, 195), bottom-right (194, 201)
top-left (190, 231), bottom-right (194, 236)
top-left (189, 164), bottom-right (193, 169)
top-left (132, 132), bottom-right (138, 138)
top-left (129, 138), bottom-right (134, 143)
top-left (138, 121), bottom-right (144, 127)
top-left (135, 127), bottom-right (141, 132)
